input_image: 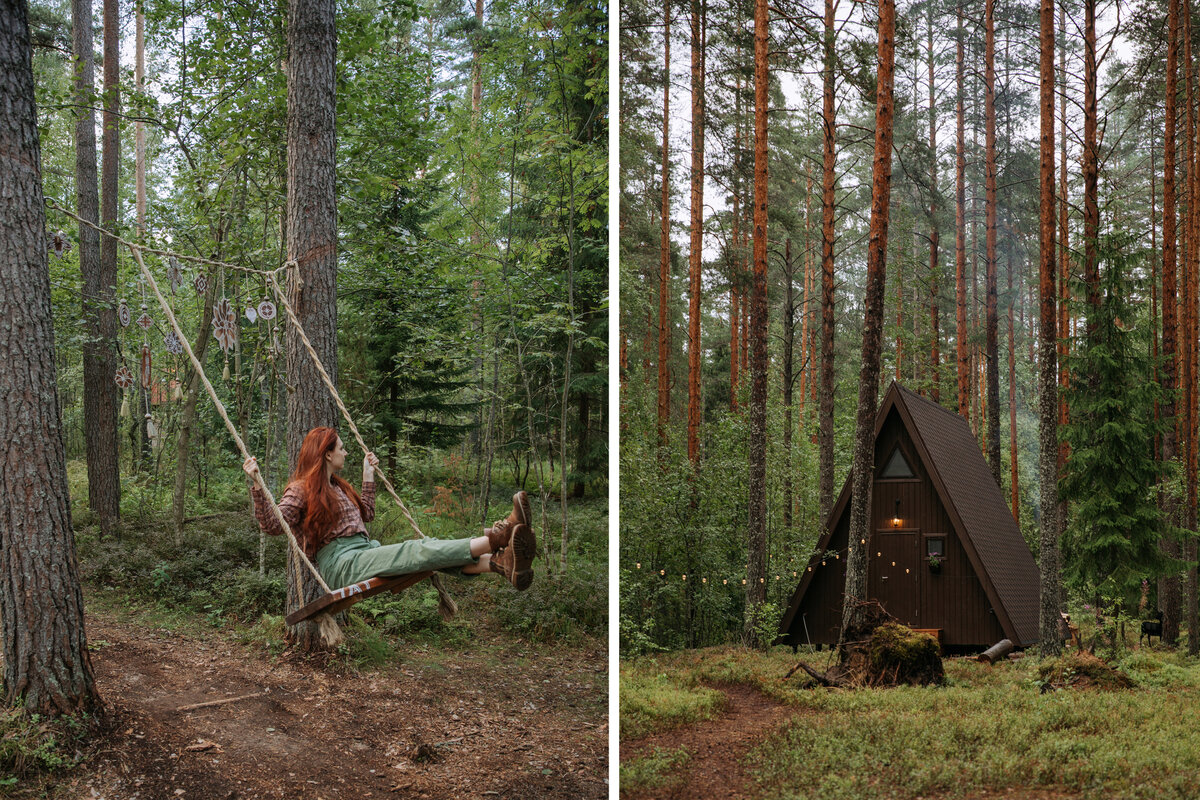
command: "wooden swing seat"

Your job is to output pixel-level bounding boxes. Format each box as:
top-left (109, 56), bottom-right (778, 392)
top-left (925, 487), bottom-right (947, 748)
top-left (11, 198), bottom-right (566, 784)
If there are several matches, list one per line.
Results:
top-left (284, 570), bottom-right (433, 626)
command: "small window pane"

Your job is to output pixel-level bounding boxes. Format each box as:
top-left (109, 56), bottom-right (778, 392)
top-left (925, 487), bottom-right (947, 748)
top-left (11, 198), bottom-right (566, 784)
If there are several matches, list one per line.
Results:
top-left (927, 538), bottom-right (945, 557)
top-left (881, 448), bottom-right (915, 478)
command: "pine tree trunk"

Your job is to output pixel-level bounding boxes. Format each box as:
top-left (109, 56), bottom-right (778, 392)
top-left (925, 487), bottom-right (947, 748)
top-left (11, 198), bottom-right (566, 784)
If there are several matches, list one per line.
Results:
top-left (818, 0), bottom-right (837, 522)
top-left (783, 239), bottom-right (794, 533)
top-left (801, 172), bottom-right (812, 421)
top-left (172, 275), bottom-right (217, 540)
top-left (0, 1), bottom-right (100, 715)
top-left (75, 0), bottom-right (120, 539)
top-left (1058, 4), bottom-right (1070, 481)
top-left (101, 0), bottom-right (125, 474)
top-left (731, 102), bottom-right (740, 413)
top-left (286, 0), bottom-right (340, 651)
top-left (1009, 246), bottom-right (1019, 522)
top-left (687, 0), bottom-right (705, 462)
top-left (1161, 0), bottom-right (1181, 649)
top-left (745, 0), bottom-right (770, 648)
top-left (1037, 0), bottom-right (1062, 657)
top-left (984, 0), bottom-right (1001, 485)
top-left (1184, 0), bottom-right (1199, 656)
top-left (955, 3), bottom-right (968, 421)
top-left (657, 4), bottom-right (672, 443)
top-left (928, 5), bottom-right (940, 404)
top-left (841, 0), bottom-right (896, 644)
top-left (1082, 0), bottom-right (1099, 334)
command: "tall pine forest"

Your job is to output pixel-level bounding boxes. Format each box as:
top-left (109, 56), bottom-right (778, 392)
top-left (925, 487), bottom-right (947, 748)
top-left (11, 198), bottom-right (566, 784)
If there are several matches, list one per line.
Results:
top-left (619, 0), bottom-right (1200, 654)
top-left (23, 0), bottom-right (605, 618)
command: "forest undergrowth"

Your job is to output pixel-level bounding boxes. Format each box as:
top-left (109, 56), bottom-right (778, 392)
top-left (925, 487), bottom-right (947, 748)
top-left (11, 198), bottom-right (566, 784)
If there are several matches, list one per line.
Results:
top-left (621, 631), bottom-right (1200, 799)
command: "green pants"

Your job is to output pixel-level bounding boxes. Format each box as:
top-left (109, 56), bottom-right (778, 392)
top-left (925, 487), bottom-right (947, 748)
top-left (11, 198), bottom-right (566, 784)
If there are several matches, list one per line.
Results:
top-left (316, 533), bottom-right (479, 589)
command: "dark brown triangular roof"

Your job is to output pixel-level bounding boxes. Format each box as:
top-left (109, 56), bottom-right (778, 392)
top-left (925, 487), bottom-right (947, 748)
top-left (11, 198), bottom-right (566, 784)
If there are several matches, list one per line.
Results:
top-left (778, 381), bottom-right (1040, 646)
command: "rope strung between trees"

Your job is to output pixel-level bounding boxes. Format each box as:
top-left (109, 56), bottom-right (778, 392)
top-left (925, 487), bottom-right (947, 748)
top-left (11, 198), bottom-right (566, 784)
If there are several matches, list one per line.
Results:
top-left (47, 200), bottom-right (286, 278)
top-left (126, 243), bottom-right (332, 596)
top-left (267, 273), bottom-right (459, 618)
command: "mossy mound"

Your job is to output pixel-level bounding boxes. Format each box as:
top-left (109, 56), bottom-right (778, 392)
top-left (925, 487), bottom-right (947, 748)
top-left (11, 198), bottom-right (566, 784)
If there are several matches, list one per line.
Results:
top-left (1037, 651), bottom-right (1134, 691)
top-left (827, 602), bottom-right (945, 687)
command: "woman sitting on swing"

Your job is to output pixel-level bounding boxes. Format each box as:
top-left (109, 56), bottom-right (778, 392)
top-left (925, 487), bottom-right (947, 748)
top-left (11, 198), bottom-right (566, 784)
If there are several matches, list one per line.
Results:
top-left (242, 427), bottom-right (536, 592)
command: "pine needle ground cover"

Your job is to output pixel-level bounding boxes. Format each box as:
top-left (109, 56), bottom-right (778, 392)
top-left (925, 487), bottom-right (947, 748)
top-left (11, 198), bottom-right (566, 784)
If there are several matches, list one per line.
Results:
top-left (620, 646), bottom-right (1200, 799)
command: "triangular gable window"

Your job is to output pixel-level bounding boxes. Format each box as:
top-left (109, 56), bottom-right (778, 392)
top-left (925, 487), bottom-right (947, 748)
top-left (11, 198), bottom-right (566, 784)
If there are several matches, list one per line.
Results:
top-left (880, 447), bottom-right (915, 479)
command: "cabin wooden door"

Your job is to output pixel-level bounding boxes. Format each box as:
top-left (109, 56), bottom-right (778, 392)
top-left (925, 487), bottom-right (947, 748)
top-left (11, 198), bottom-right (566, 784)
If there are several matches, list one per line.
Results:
top-left (870, 529), bottom-right (920, 625)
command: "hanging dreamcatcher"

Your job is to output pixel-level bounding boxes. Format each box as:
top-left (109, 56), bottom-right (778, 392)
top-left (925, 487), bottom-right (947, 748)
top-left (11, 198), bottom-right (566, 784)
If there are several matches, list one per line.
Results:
top-left (163, 330), bottom-right (183, 355)
top-left (114, 366), bottom-right (134, 389)
top-left (257, 299), bottom-right (276, 321)
top-left (194, 272), bottom-right (209, 296)
top-left (168, 256), bottom-right (184, 295)
top-left (118, 299), bottom-right (131, 328)
top-left (49, 230), bottom-right (71, 259)
top-left (213, 297), bottom-right (238, 354)
top-left (245, 305), bottom-right (258, 323)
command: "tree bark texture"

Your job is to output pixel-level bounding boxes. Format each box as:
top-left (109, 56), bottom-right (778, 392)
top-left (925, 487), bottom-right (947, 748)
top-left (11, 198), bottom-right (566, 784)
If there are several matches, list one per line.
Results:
top-left (1161, 0), bottom-right (1181, 648)
top-left (841, 0), bottom-right (895, 645)
top-left (955, 3), bottom-right (968, 420)
top-left (286, 0), bottom-right (340, 650)
top-left (783, 239), bottom-right (794, 532)
top-left (74, 0), bottom-right (120, 539)
top-left (818, 0), bottom-right (836, 522)
top-left (745, 0), bottom-right (769, 647)
top-left (687, 0), bottom-right (704, 462)
top-left (1037, 0), bottom-right (1062, 657)
top-left (1082, 0), bottom-right (1098, 334)
top-left (657, 4), bottom-right (671, 442)
top-left (1184, 0), bottom-right (1199, 656)
top-left (984, 0), bottom-right (1001, 486)
top-left (0, 0), bottom-right (100, 715)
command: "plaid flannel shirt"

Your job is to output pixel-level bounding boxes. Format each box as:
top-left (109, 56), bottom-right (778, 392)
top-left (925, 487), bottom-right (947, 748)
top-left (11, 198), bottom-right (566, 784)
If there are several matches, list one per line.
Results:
top-left (252, 480), bottom-right (375, 562)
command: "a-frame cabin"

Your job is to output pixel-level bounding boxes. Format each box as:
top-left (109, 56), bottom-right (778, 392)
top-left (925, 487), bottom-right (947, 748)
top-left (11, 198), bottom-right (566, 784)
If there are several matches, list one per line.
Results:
top-left (779, 382), bottom-right (1039, 650)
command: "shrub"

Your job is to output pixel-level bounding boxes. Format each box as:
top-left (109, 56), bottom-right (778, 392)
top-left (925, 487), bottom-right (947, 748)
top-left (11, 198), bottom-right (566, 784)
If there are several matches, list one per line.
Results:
top-left (490, 561), bottom-right (607, 642)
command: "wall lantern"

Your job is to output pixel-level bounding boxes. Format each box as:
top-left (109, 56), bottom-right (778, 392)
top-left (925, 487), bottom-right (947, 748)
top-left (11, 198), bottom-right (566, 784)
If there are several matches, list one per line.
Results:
top-left (892, 498), bottom-right (902, 528)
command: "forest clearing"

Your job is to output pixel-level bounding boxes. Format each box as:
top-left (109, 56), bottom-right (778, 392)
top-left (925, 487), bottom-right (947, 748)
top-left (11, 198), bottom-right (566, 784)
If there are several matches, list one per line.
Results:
top-left (620, 639), bottom-right (1200, 800)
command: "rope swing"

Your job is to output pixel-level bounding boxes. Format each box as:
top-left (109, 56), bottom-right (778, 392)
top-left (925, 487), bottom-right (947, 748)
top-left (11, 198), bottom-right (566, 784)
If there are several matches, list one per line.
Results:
top-left (51, 201), bottom-right (456, 643)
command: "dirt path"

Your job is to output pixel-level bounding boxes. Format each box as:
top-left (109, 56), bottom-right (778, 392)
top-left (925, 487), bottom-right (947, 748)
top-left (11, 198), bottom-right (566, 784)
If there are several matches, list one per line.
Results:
top-left (620, 684), bottom-right (794, 800)
top-left (42, 608), bottom-right (607, 799)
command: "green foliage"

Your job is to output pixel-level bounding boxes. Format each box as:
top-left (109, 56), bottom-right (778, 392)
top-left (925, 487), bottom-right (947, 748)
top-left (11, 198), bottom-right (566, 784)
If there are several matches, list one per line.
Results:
top-left (489, 560), bottom-right (607, 642)
top-left (0, 709), bottom-right (86, 785)
top-left (618, 668), bottom-right (725, 740)
top-left (1060, 238), bottom-right (1172, 600)
top-left (619, 746), bottom-right (691, 794)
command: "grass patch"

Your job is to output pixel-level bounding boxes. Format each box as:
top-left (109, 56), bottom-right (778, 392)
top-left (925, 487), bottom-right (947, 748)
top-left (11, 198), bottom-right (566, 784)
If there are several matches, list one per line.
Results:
top-left (619, 664), bottom-right (726, 739)
top-left (622, 647), bottom-right (1200, 800)
top-left (619, 746), bottom-right (691, 794)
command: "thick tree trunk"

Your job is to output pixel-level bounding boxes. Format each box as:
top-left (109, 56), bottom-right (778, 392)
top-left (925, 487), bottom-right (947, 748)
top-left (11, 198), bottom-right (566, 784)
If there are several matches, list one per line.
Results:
top-left (1162, 0), bottom-right (1181, 648)
top-left (1057, 4), bottom-right (1070, 484)
top-left (984, 0), bottom-right (1000, 485)
top-left (74, 0), bottom-right (120, 539)
top-left (955, 3), bottom-right (968, 420)
top-left (1037, 0), bottom-right (1062, 657)
top-left (745, 0), bottom-right (769, 648)
top-left (102, 0), bottom-right (126, 476)
top-left (657, 4), bottom-right (671, 443)
top-left (286, 0), bottom-right (340, 651)
top-left (840, 0), bottom-right (896, 645)
top-left (0, 1), bottom-right (100, 715)
top-left (818, 0), bottom-right (836, 522)
top-left (687, 0), bottom-right (705, 462)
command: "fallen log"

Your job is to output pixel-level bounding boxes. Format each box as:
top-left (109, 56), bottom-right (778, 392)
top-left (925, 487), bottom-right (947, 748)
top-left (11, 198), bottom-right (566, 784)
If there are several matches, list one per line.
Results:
top-left (784, 660), bottom-right (846, 688)
top-left (977, 638), bottom-right (1014, 665)
top-left (177, 690), bottom-right (268, 712)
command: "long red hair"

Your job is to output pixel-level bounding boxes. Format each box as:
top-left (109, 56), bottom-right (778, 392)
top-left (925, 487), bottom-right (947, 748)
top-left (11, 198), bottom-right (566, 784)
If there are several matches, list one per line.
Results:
top-left (290, 427), bottom-right (366, 542)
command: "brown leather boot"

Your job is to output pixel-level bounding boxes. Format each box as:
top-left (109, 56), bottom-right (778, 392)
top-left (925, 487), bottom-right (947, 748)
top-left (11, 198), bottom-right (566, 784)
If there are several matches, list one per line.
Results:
top-left (508, 491), bottom-right (531, 528)
top-left (489, 522), bottom-right (535, 591)
top-left (485, 519), bottom-right (512, 553)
